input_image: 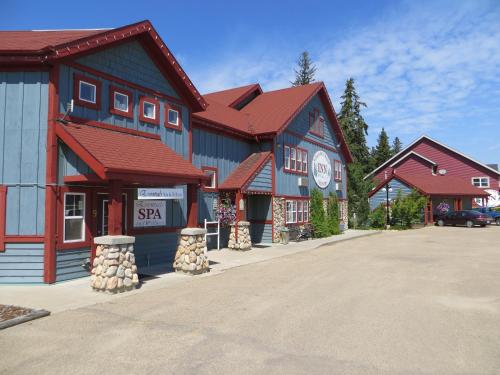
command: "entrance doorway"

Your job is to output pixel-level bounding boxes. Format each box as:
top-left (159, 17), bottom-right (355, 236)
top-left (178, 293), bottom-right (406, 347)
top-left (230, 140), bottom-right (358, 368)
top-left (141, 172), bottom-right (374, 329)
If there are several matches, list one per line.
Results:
top-left (96, 193), bottom-right (128, 236)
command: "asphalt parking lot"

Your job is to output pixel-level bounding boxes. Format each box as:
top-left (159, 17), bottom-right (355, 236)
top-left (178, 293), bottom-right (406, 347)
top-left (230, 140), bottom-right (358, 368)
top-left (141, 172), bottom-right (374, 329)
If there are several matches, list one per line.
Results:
top-left (1, 225), bottom-right (499, 374)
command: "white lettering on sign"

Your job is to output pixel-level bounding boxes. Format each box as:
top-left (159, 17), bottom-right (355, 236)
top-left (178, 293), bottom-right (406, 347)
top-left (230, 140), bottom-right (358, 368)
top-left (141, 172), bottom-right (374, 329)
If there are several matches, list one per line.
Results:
top-left (133, 200), bottom-right (166, 227)
top-left (312, 151), bottom-right (332, 189)
top-left (137, 188), bottom-right (183, 200)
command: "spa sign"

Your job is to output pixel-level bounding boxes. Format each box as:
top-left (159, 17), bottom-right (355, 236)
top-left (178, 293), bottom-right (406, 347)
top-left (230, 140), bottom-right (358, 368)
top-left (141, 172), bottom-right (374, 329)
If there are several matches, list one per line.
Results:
top-left (312, 150), bottom-right (332, 189)
top-left (133, 200), bottom-right (166, 227)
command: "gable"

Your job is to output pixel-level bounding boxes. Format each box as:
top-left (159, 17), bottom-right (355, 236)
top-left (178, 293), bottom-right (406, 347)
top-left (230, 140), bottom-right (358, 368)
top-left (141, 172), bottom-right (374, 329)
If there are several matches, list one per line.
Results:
top-left (75, 40), bottom-right (179, 99)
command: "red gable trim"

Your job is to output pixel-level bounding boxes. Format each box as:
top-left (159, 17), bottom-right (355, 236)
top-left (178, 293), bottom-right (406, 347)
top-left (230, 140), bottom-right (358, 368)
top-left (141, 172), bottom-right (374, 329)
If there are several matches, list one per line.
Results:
top-left (228, 84), bottom-right (263, 108)
top-left (0, 186), bottom-right (6, 252)
top-left (390, 151), bottom-right (437, 168)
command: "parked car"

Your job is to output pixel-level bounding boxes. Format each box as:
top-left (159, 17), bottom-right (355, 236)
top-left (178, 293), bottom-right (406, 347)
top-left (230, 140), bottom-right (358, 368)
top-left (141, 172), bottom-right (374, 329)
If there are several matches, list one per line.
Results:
top-left (435, 210), bottom-right (493, 228)
top-left (473, 207), bottom-right (500, 226)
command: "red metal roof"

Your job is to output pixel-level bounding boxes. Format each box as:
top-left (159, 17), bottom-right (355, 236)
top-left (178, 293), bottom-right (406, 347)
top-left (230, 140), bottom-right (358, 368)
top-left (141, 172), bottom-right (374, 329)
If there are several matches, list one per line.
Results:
top-left (219, 151), bottom-right (272, 190)
top-left (204, 84), bottom-right (262, 108)
top-left (55, 122), bottom-right (207, 183)
top-left (370, 172), bottom-right (490, 197)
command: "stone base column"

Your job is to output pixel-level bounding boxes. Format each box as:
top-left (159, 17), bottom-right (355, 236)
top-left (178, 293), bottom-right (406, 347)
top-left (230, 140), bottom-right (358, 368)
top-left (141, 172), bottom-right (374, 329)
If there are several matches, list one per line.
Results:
top-left (173, 228), bottom-right (209, 275)
top-left (340, 200), bottom-right (349, 228)
top-left (272, 197), bottom-right (285, 243)
top-left (90, 235), bottom-right (139, 293)
top-left (228, 221), bottom-right (252, 251)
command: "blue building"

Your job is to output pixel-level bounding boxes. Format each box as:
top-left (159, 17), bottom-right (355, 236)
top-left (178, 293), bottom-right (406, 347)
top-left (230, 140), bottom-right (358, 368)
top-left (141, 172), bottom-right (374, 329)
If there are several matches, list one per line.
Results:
top-left (0, 20), bottom-right (352, 284)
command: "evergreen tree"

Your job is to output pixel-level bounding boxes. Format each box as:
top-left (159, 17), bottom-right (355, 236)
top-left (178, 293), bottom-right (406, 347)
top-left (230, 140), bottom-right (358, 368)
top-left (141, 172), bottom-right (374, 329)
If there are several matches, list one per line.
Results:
top-left (327, 193), bottom-right (341, 235)
top-left (372, 128), bottom-right (392, 167)
top-left (392, 137), bottom-right (402, 156)
top-left (310, 189), bottom-right (329, 237)
top-left (337, 78), bottom-right (370, 168)
top-left (346, 163), bottom-right (371, 227)
top-left (291, 51), bottom-right (316, 86)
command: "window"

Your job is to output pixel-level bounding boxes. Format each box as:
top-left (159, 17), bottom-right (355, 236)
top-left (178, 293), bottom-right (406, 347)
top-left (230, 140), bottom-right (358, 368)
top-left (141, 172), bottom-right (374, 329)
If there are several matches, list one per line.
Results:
top-left (309, 108), bottom-right (324, 137)
top-left (286, 200), bottom-right (297, 224)
top-left (284, 145), bottom-right (308, 175)
top-left (73, 73), bottom-right (101, 110)
top-left (64, 193), bottom-right (85, 243)
top-left (334, 160), bottom-right (342, 181)
top-left (286, 199), bottom-right (310, 224)
top-left (165, 103), bottom-right (183, 130)
top-left (109, 86), bottom-right (133, 118)
top-left (472, 177), bottom-right (489, 188)
top-left (297, 200), bottom-right (303, 222)
top-left (139, 96), bottom-right (160, 125)
top-left (303, 201), bottom-right (309, 222)
top-left (202, 167), bottom-right (217, 190)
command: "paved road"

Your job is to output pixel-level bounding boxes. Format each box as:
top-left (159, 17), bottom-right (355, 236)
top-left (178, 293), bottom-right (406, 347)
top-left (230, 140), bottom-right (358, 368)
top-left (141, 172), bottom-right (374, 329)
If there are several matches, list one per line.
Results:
top-left (1, 226), bottom-right (500, 374)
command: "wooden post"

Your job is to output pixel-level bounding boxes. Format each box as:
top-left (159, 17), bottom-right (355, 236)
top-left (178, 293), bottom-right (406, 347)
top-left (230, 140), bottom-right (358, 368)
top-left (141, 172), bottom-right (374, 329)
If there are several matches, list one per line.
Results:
top-left (187, 184), bottom-right (198, 227)
top-left (108, 180), bottom-right (123, 235)
top-left (424, 199), bottom-right (429, 225)
top-left (429, 197), bottom-right (434, 224)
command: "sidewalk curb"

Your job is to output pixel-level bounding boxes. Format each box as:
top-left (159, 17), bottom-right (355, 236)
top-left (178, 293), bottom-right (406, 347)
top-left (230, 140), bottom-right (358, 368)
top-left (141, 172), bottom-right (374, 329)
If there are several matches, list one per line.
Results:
top-left (0, 309), bottom-right (50, 330)
top-left (313, 230), bottom-right (383, 250)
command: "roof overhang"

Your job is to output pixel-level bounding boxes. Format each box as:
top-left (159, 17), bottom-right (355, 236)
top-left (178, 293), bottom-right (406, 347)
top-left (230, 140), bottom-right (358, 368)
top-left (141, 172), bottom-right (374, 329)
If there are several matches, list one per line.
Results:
top-left (390, 151), bottom-right (437, 168)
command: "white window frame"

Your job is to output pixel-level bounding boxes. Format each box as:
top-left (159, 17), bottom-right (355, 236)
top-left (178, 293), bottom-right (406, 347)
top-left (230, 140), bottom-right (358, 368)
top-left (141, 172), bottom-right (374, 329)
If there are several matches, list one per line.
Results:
top-left (284, 146), bottom-right (291, 170)
top-left (297, 200), bottom-right (303, 222)
top-left (471, 177), bottom-right (489, 188)
top-left (286, 200), bottom-right (298, 224)
top-left (203, 169), bottom-right (217, 189)
top-left (113, 91), bottom-right (129, 113)
top-left (63, 192), bottom-right (85, 243)
top-left (302, 151), bottom-right (308, 173)
top-left (143, 101), bottom-right (156, 120)
top-left (167, 108), bottom-right (179, 126)
top-left (297, 150), bottom-right (302, 172)
top-left (334, 160), bottom-right (342, 181)
top-left (79, 81), bottom-right (96, 104)
top-left (303, 200), bottom-right (309, 222)
top-left (291, 148), bottom-right (297, 171)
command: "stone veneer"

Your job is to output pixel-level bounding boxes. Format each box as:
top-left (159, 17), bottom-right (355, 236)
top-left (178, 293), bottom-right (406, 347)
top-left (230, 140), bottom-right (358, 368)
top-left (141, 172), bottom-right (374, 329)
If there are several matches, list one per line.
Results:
top-left (339, 199), bottom-right (349, 228)
top-left (173, 228), bottom-right (209, 275)
top-left (272, 197), bottom-right (285, 243)
top-left (90, 235), bottom-right (139, 293)
top-left (228, 221), bottom-right (252, 250)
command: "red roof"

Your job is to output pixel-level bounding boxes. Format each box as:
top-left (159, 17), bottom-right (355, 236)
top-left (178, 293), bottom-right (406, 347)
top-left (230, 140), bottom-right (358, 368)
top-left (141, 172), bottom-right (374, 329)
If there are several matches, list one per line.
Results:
top-left (370, 172), bottom-right (490, 197)
top-left (219, 151), bottom-right (272, 190)
top-left (55, 122), bottom-right (207, 183)
top-left (204, 84), bottom-right (262, 108)
top-left (0, 20), bottom-right (206, 111)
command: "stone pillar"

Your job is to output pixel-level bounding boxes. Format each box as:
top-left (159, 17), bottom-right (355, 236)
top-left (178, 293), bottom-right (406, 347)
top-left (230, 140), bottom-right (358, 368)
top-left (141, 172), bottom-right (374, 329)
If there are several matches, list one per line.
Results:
top-left (90, 235), bottom-right (139, 293)
top-left (228, 221), bottom-right (252, 250)
top-left (272, 197), bottom-right (285, 243)
top-left (340, 200), bottom-right (349, 228)
top-left (173, 228), bottom-right (209, 275)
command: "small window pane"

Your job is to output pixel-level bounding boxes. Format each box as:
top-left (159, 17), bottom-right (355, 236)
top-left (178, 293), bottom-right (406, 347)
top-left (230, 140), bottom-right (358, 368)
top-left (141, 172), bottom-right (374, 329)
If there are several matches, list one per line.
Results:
top-left (303, 151), bottom-right (308, 172)
top-left (285, 146), bottom-right (290, 169)
top-left (114, 92), bottom-right (128, 112)
top-left (168, 109), bottom-right (179, 125)
top-left (291, 148), bottom-right (296, 171)
top-left (79, 81), bottom-right (96, 103)
top-left (297, 201), bottom-right (303, 222)
top-left (297, 151), bottom-right (302, 172)
top-left (143, 102), bottom-right (156, 119)
top-left (204, 170), bottom-right (216, 188)
top-left (64, 219), bottom-right (83, 242)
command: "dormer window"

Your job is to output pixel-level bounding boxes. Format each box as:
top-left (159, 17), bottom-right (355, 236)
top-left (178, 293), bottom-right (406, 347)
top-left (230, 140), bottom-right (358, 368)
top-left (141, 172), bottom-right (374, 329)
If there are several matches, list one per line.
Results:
top-left (73, 73), bottom-right (101, 110)
top-left (309, 108), bottom-right (324, 137)
top-left (139, 96), bottom-right (160, 125)
top-left (165, 103), bottom-right (182, 130)
top-left (109, 86), bottom-right (133, 118)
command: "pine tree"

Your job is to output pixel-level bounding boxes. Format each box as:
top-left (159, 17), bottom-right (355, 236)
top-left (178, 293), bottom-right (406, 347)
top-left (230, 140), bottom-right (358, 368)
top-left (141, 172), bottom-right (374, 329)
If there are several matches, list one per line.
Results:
top-left (291, 51), bottom-right (316, 86)
top-left (327, 193), bottom-right (341, 235)
top-left (392, 137), bottom-right (402, 156)
top-left (310, 189), bottom-right (329, 237)
top-left (372, 128), bottom-right (392, 167)
top-left (347, 163), bottom-right (371, 227)
top-left (337, 78), bottom-right (370, 168)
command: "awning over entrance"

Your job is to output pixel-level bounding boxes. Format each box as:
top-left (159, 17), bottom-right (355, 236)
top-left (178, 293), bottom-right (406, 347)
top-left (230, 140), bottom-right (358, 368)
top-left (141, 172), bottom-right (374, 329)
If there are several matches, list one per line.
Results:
top-left (55, 122), bottom-right (208, 185)
top-left (219, 151), bottom-right (272, 193)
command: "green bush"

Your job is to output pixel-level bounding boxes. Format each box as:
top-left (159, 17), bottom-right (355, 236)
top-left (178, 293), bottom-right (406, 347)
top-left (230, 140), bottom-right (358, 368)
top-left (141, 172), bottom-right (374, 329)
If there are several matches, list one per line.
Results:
top-left (310, 189), bottom-right (329, 238)
top-left (391, 189), bottom-right (427, 229)
top-left (369, 204), bottom-right (386, 229)
top-left (327, 192), bottom-right (341, 235)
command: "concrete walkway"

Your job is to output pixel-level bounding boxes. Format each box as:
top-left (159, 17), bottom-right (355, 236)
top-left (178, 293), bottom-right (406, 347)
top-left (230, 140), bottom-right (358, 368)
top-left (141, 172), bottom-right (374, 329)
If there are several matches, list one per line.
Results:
top-left (0, 229), bottom-right (379, 314)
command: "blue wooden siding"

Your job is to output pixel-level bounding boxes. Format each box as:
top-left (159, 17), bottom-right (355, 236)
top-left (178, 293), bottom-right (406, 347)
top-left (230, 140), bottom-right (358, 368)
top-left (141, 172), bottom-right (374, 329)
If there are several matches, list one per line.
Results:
top-left (247, 195), bottom-right (272, 220)
top-left (134, 232), bottom-right (178, 273)
top-left (250, 223), bottom-right (273, 244)
top-left (0, 243), bottom-right (44, 283)
top-left (369, 178), bottom-right (413, 210)
top-left (192, 127), bottom-right (253, 183)
top-left (199, 191), bottom-right (218, 223)
top-left (58, 143), bottom-right (91, 180)
top-left (246, 160), bottom-right (272, 192)
top-left (59, 64), bottom-right (189, 159)
top-left (0, 71), bottom-right (48, 235)
top-left (56, 248), bottom-right (90, 282)
top-left (274, 93), bottom-right (347, 199)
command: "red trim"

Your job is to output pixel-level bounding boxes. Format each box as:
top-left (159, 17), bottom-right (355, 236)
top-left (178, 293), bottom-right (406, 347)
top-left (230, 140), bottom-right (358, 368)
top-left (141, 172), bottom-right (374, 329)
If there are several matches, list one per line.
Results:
top-left (248, 219), bottom-right (273, 224)
top-left (66, 61), bottom-right (186, 106)
top-left (108, 181), bottom-right (123, 235)
top-left (63, 115), bottom-right (161, 140)
top-left (64, 173), bottom-right (104, 184)
top-left (283, 144), bottom-right (308, 175)
top-left (284, 129), bottom-right (339, 154)
top-left (73, 72), bottom-right (101, 110)
top-left (0, 186), bottom-right (6, 252)
top-left (164, 102), bottom-right (183, 131)
top-left (4, 235), bottom-right (44, 243)
top-left (201, 166), bottom-right (218, 192)
top-left (187, 184), bottom-right (199, 227)
top-left (128, 226), bottom-right (182, 235)
top-left (188, 113), bottom-right (193, 163)
top-left (44, 64), bottom-right (59, 283)
top-left (139, 96), bottom-right (160, 125)
top-left (109, 85), bottom-right (134, 119)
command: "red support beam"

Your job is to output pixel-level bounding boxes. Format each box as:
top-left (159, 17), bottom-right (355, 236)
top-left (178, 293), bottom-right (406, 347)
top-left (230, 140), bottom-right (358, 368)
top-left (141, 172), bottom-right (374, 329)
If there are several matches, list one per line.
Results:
top-left (108, 180), bottom-right (123, 235)
top-left (0, 186), bottom-right (6, 252)
top-left (187, 184), bottom-right (198, 227)
top-left (44, 64), bottom-right (59, 284)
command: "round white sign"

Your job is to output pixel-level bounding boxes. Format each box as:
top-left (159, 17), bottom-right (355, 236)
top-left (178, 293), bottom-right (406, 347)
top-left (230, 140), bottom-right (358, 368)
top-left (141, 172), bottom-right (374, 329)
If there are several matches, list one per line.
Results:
top-left (312, 150), bottom-right (332, 189)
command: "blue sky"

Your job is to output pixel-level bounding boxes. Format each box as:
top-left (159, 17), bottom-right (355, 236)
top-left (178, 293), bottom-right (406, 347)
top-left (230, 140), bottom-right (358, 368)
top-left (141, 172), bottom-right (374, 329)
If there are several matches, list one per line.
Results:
top-left (3, 0), bottom-right (500, 165)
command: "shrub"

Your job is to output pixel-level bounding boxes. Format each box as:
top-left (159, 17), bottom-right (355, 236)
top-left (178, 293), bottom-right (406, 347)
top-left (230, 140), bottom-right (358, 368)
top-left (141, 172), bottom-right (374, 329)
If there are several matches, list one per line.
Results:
top-left (391, 189), bottom-right (427, 229)
top-left (369, 204), bottom-right (386, 229)
top-left (310, 189), bottom-right (329, 238)
top-left (327, 192), bottom-right (341, 235)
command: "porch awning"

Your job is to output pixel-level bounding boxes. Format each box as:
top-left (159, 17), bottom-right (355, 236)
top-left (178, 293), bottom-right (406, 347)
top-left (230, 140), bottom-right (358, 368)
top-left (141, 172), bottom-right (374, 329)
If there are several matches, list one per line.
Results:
top-left (55, 122), bottom-right (208, 184)
top-left (219, 151), bottom-right (272, 192)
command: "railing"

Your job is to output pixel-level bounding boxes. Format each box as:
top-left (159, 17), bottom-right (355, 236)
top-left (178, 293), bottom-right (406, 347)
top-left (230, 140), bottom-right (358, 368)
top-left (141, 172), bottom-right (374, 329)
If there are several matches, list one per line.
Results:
top-left (204, 219), bottom-right (220, 251)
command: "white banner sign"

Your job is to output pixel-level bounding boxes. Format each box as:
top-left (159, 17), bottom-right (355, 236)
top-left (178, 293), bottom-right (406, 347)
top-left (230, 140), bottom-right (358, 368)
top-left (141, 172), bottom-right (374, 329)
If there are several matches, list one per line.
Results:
top-left (312, 150), bottom-right (332, 189)
top-left (133, 200), bottom-right (166, 227)
top-left (137, 188), bottom-right (183, 200)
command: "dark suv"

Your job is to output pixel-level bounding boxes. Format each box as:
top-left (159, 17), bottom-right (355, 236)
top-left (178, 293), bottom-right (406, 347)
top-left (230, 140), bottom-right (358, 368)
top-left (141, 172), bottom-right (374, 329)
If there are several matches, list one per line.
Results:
top-left (436, 210), bottom-right (493, 228)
